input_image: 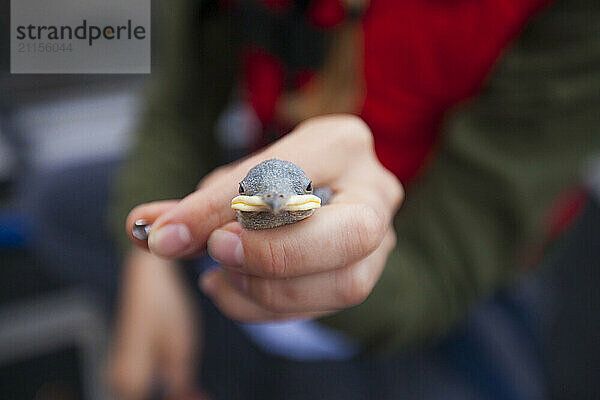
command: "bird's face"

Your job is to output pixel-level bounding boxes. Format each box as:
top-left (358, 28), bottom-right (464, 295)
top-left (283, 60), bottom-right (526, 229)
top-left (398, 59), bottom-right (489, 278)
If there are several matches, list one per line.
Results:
top-left (231, 159), bottom-right (321, 214)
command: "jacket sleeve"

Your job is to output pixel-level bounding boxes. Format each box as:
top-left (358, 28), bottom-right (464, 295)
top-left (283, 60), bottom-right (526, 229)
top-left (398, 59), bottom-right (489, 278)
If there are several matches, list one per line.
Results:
top-left (107, 0), bottom-right (238, 253)
top-left (319, 1), bottom-right (600, 352)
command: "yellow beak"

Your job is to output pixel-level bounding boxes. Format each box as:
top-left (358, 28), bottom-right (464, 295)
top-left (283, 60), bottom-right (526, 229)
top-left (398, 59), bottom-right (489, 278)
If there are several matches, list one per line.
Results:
top-left (231, 194), bottom-right (321, 212)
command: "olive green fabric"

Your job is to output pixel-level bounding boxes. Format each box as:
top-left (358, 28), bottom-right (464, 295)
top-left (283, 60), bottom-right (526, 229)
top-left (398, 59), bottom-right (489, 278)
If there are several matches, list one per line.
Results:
top-left (109, 0), bottom-right (600, 352)
top-left (319, 0), bottom-right (600, 351)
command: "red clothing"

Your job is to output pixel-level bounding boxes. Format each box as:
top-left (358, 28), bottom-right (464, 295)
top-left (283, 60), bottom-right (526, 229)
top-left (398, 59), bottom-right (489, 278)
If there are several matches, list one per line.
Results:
top-left (361, 0), bottom-right (551, 182)
top-left (241, 0), bottom-right (551, 182)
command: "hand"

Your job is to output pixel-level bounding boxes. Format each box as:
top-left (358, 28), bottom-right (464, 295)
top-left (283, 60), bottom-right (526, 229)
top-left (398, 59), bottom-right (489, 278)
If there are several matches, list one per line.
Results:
top-left (126, 115), bottom-right (403, 322)
top-left (108, 248), bottom-right (200, 399)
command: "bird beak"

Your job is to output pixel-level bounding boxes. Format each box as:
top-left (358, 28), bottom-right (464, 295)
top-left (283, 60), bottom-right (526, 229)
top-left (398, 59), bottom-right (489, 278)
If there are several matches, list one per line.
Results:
top-left (231, 194), bottom-right (321, 212)
top-left (231, 195), bottom-right (270, 212)
top-left (264, 195), bottom-right (287, 213)
top-left (281, 194), bottom-right (321, 211)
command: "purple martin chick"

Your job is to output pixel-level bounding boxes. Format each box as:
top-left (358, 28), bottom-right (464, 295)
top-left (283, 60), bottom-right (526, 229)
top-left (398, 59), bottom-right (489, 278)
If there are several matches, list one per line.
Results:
top-left (231, 159), bottom-right (322, 229)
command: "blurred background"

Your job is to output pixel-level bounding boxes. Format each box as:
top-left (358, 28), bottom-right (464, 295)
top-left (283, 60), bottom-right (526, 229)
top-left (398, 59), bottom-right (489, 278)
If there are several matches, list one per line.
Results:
top-left (1, 0), bottom-right (153, 398)
top-left (1, 0), bottom-right (600, 399)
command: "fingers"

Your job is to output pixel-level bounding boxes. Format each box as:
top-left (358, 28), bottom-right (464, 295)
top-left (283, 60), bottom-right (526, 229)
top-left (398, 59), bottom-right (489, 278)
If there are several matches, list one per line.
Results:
top-left (128, 115), bottom-right (381, 258)
top-left (147, 181), bottom-right (238, 258)
top-left (126, 200), bottom-right (179, 249)
top-left (207, 203), bottom-right (386, 278)
top-left (261, 114), bottom-right (376, 185)
top-left (200, 269), bottom-right (330, 323)
top-left (330, 157), bottom-right (404, 223)
top-left (201, 229), bottom-right (396, 320)
top-left (212, 115), bottom-right (375, 188)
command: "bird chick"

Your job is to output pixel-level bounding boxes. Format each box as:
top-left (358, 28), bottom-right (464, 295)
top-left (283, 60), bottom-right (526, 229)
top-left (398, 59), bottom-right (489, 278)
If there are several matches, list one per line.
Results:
top-left (231, 159), bottom-right (322, 229)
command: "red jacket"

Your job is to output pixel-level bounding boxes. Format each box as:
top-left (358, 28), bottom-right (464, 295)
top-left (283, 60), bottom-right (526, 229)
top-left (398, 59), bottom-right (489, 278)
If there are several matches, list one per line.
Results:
top-left (240, 0), bottom-right (550, 182)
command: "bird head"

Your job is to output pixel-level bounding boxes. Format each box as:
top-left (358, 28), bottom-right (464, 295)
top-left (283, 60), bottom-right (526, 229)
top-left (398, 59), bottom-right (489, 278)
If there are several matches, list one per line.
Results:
top-left (231, 159), bottom-right (321, 214)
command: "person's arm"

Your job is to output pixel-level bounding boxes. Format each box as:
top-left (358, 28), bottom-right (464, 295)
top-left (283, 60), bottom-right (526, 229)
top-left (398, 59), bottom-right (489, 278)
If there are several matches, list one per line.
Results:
top-left (108, 0), bottom-right (238, 250)
top-left (318, 2), bottom-right (600, 351)
top-left (108, 248), bottom-right (201, 399)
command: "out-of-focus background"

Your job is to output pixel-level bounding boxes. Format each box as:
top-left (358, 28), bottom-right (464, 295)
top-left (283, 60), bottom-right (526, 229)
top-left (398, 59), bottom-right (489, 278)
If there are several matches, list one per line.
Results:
top-left (0, 1), bottom-right (154, 398)
top-left (1, 0), bottom-right (600, 399)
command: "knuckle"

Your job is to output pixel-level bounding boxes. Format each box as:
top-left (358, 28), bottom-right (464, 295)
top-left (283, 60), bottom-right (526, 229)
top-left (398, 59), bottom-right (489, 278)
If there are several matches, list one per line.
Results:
top-left (343, 116), bottom-right (374, 149)
top-left (352, 206), bottom-right (386, 256)
top-left (338, 267), bottom-right (373, 307)
top-left (386, 171), bottom-right (404, 210)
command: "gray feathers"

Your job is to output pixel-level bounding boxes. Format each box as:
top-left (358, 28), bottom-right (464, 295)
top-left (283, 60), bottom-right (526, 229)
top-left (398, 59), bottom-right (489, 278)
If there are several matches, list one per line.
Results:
top-left (239, 159), bottom-right (312, 197)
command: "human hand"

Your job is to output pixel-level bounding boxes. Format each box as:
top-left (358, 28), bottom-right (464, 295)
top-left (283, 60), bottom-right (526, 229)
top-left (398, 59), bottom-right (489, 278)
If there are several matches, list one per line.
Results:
top-left (126, 115), bottom-right (403, 322)
top-left (108, 248), bottom-right (201, 400)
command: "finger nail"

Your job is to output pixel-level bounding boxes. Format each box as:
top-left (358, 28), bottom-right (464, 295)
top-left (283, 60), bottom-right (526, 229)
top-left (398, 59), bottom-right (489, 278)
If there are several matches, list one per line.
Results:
top-left (148, 224), bottom-right (192, 257)
top-left (207, 229), bottom-right (244, 267)
top-left (226, 271), bottom-right (249, 295)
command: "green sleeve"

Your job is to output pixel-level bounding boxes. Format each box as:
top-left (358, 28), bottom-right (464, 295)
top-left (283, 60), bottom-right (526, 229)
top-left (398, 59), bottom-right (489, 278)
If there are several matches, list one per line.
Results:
top-left (108, 2), bottom-right (238, 253)
top-left (319, 2), bottom-right (600, 352)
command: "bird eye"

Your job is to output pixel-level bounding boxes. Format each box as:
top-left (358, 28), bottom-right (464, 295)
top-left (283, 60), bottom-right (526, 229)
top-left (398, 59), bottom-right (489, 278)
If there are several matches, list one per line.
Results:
top-left (239, 183), bottom-right (245, 194)
top-left (305, 181), bottom-right (313, 193)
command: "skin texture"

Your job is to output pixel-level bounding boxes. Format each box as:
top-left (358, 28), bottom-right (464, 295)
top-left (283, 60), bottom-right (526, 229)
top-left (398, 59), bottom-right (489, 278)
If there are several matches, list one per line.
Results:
top-left (126, 115), bottom-right (403, 323)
